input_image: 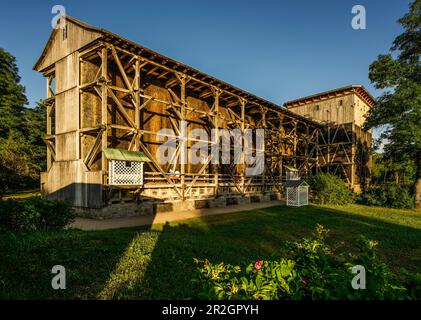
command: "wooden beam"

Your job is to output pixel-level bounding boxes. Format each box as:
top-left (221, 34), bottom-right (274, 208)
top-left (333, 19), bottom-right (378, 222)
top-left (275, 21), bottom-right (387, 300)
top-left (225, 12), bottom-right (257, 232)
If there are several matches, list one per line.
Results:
top-left (240, 98), bottom-right (246, 194)
top-left (85, 128), bottom-right (103, 166)
top-left (134, 58), bottom-right (140, 150)
top-left (110, 45), bottom-right (134, 94)
top-left (180, 76), bottom-right (187, 200)
top-left (186, 155), bottom-right (212, 195)
top-left (147, 66), bottom-right (159, 75)
top-left (138, 141), bottom-right (182, 197)
top-left (101, 47), bottom-right (108, 179)
top-left (165, 77), bottom-right (179, 88)
top-left (107, 88), bottom-right (136, 128)
top-left (213, 89), bottom-right (220, 197)
top-left (167, 88), bottom-right (181, 105)
top-left (199, 89), bottom-right (213, 99)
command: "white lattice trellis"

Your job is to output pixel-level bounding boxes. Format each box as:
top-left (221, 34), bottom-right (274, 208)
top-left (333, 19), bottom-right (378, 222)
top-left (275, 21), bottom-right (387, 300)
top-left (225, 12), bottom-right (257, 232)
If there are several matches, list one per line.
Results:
top-left (286, 186), bottom-right (308, 207)
top-left (108, 160), bottom-right (144, 185)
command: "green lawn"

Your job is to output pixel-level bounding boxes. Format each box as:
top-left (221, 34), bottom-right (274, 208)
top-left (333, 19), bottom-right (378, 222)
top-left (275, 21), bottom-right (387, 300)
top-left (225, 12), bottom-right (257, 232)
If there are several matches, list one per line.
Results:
top-left (2, 189), bottom-right (40, 200)
top-left (0, 204), bottom-right (420, 299)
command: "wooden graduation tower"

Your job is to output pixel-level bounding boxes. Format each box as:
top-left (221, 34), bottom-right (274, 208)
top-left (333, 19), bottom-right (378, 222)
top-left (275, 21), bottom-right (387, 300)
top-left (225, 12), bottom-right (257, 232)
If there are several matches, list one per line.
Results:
top-left (34, 16), bottom-right (373, 214)
top-left (284, 85), bottom-right (376, 192)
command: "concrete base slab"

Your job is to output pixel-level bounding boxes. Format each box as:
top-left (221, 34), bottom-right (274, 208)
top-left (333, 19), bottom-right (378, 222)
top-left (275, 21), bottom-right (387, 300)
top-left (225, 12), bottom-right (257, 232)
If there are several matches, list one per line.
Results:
top-left (73, 192), bottom-right (285, 220)
top-left (70, 200), bottom-right (285, 231)
top-left (261, 194), bottom-right (273, 202)
top-left (236, 196), bottom-right (251, 205)
top-left (74, 202), bottom-right (154, 219)
top-left (208, 197), bottom-right (227, 208)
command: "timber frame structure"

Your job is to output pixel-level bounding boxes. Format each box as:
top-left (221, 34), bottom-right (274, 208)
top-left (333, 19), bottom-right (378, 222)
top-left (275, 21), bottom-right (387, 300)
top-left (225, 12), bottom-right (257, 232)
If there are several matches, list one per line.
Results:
top-left (34, 16), bottom-right (372, 211)
top-left (284, 85), bottom-right (376, 192)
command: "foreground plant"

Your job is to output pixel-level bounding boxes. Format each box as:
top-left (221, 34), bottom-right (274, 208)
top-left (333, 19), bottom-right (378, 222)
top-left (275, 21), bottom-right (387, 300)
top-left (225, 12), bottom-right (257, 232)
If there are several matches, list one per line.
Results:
top-left (0, 198), bottom-right (75, 231)
top-left (194, 225), bottom-right (419, 300)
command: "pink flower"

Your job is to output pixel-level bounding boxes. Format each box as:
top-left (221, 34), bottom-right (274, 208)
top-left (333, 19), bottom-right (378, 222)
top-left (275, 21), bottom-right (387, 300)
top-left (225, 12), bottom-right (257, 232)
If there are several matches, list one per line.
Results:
top-left (301, 276), bottom-right (309, 286)
top-left (254, 260), bottom-right (262, 271)
top-left (204, 259), bottom-right (209, 266)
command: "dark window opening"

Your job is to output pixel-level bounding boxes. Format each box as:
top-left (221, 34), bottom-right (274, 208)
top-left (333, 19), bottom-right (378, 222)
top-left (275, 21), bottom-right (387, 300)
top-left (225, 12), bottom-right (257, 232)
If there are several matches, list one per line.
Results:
top-left (62, 26), bottom-right (67, 40)
top-left (125, 161), bottom-right (132, 168)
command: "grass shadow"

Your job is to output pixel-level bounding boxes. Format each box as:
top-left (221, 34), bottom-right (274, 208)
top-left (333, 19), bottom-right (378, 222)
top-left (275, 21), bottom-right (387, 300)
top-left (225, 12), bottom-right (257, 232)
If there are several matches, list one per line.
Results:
top-left (0, 227), bottom-right (150, 299)
top-left (1, 204), bottom-right (419, 299)
top-left (137, 204), bottom-right (421, 299)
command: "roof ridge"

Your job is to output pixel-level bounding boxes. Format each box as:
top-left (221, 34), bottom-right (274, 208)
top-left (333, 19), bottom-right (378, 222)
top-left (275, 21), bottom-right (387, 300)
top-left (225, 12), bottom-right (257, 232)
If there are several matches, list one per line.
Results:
top-left (283, 84), bottom-right (376, 107)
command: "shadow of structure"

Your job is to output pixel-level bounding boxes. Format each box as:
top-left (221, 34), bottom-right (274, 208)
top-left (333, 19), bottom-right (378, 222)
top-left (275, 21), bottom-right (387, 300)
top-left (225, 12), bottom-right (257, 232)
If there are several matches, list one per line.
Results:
top-left (1, 204), bottom-right (419, 299)
top-left (97, 204), bottom-right (421, 299)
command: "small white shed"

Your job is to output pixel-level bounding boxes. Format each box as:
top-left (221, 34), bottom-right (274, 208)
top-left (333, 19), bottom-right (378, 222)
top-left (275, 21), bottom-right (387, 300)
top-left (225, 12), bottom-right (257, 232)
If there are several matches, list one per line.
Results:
top-left (103, 148), bottom-right (151, 186)
top-left (284, 166), bottom-right (309, 207)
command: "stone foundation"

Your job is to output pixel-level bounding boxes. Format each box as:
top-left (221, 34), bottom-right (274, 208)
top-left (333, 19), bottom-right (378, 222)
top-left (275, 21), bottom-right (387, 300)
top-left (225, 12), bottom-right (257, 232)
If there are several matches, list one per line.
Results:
top-left (208, 197), bottom-right (227, 208)
top-left (75, 202), bottom-right (154, 219)
top-left (74, 193), bottom-right (283, 219)
top-left (236, 196), bottom-right (252, 205)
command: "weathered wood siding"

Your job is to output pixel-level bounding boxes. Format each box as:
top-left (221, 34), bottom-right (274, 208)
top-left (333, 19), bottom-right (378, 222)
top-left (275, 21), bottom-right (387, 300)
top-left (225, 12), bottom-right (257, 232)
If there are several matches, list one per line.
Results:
top-left (35, 22), bottom-right (100, 72)
top-left (288, 94), bottom-right (355, 124)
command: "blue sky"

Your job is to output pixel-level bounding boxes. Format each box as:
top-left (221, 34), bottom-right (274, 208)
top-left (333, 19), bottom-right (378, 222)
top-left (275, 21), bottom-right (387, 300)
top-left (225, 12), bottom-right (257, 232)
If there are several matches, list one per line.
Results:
top-left (0, 0), bottom-right (411, 110)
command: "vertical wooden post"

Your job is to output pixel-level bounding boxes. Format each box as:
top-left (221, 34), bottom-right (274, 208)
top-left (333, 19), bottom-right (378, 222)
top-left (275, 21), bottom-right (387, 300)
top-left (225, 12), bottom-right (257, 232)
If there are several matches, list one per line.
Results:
top-left (46, 76), bottom-right (52, 170)
top-left (213, 89), bottom-right (220, 198)
top-left (278, 113), bottom-right (283, 183)
top-left (180, 75), bottom-right (186, 200)
top-left (46, 76), bottom-right (51, 99)
top-left (261, 106), bottom-right (267, 193)
top-left (134, 58), bottom-right (141, 151)
top-left (305, 124), bottom-right (309, 174)
top-left (293, 121), bottom-right (297, 168)
top-left (327, 110), bottom-right (331, 173)
top-left (241, 98), bottom-right (246, 195)
top-left (351, 123), bottom-right (355, 188)
top-left (316, 129), bottom-right (319, 173)
top-left (76, 53), bottom-right (81, 159)
top-left (101, 47), bottom-right (108, 184)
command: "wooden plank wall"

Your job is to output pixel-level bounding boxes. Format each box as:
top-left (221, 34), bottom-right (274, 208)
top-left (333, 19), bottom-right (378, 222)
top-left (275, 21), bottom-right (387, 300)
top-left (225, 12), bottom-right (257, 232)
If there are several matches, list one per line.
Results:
top-left (36, 22), bottom-right (101, 71)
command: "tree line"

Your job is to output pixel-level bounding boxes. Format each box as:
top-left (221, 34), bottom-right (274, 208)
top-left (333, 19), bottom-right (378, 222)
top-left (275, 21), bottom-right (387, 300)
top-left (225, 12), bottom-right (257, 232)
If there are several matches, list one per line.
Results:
top-left (0, 48), bottom-right (46, 194)
top-left (364, 0), bottom-right (420, 208)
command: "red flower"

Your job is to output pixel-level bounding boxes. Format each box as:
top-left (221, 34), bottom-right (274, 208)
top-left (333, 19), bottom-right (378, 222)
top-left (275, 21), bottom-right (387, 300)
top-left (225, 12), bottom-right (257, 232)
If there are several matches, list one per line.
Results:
top-left (254, 260), bottom-right (262, 271)
top-left (204, 259), bottom-right (209, 266)
top-left (301, 276), bottom-right (309, 286)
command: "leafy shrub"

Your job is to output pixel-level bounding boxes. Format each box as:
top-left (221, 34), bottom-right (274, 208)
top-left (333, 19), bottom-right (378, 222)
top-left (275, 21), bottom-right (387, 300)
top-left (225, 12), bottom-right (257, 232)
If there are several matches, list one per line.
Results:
top-left (400, 269), bottom-right (421, 300)
top-left (0, 198), bottom-right (75, 231)
top-left (194, 258), bottom-right (300, 300)
top-left (306, 173), bottom-right (355, 205)
top-left (195, 225), bottom-right (419, 300)
top-left (359, 183), bottom-right (414, 209)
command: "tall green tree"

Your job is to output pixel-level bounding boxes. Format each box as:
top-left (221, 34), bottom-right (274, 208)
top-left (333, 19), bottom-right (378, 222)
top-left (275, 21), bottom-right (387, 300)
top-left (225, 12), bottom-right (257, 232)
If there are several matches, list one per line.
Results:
top-left (24, 101), bottom-right (47, 171)
top-left (0, 49), bottom-right (46, 194)
top-left (0, 48), bottom-right (27, 137)
top-left (365, 0), bottom-right (421, 208)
